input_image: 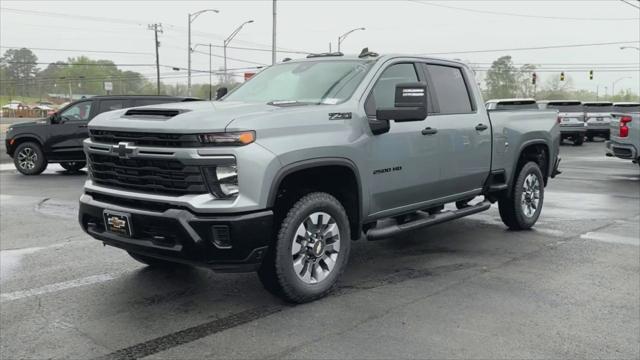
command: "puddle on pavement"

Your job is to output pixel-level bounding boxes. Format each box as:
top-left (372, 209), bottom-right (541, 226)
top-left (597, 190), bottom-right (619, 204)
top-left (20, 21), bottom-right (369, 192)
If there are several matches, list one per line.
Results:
top-left (0, 247), bottom-right (45, 280)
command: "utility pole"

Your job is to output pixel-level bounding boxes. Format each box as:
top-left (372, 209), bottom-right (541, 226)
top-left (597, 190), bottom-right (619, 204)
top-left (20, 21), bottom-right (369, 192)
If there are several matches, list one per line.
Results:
top-left (208, 43), bottom-right (212, 100)
top-left (148, 23), bottom-right (163, 95)
top-left (272, 0), bottom-right (277, 65)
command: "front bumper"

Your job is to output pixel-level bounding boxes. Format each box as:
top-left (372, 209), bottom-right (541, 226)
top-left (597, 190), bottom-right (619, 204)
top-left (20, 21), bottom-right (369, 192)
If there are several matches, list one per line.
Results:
top-left (605, 140), bottom-right (638, 160)
top-left (79, 192), bottom-right (273, 272)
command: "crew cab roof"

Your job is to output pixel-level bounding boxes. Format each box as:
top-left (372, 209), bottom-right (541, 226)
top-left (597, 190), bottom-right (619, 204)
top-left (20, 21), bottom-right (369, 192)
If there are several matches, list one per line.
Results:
top-left (486, 98), bottom-right (536, 105)
top-left (538, 100), bottom-right (582, 105)
top-left (582, 101), bottom-right (613, 106)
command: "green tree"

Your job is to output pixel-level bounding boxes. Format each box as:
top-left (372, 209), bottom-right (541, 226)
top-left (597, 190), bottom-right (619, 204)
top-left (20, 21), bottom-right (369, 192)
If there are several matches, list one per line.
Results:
top-left (484, 56), bottom-right (519, 99)
top-left (537, 75), bottom-right (574, 100)
top-left (0, 48), bottom-right (39, 96)
top-left (517, 64), bottom-right (536, 98)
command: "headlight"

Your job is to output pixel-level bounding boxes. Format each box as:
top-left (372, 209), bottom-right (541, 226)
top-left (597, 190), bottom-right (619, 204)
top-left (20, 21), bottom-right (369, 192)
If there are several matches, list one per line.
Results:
top-left (198, 131), bottom-right (255, 146)
top-left (203, 164), bottom-right (238, 199)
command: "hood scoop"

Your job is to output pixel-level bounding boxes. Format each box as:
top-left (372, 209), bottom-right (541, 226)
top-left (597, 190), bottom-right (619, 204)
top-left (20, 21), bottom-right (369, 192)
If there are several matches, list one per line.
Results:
top-left (124, 108), bottom-right (185, 118)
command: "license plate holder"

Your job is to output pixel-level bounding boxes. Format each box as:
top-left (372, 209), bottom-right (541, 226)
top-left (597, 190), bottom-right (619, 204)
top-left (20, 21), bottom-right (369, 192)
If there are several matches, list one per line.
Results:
top-left (103, 210), bottom-right (132, 237)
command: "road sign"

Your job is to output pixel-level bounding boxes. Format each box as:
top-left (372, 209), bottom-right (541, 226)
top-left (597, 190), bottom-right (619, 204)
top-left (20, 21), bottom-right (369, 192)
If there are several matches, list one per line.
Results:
top-left (104, 82), bottom-right (113, 92)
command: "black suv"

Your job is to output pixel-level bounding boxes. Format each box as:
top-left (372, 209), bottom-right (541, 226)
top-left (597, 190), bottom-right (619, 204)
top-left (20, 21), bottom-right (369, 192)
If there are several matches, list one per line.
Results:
top-left (5, 95), bottom-right (200, 175)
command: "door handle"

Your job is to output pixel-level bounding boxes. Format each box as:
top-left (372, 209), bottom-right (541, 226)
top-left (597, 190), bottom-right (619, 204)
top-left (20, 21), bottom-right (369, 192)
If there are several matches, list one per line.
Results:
top-left (475, 123), bottom-right (488, 131)
top-left (78, 124), bottom-right (88, 128)
top-left (421, 127), bottom-right (438, 135)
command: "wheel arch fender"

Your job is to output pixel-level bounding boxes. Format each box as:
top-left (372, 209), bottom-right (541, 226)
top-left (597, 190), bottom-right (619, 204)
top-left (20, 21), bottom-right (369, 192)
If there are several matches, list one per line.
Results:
top-left (267, 157), bottom-right (364, 240)
top-left (7, 134), bottom-right (45, 156)
top-left (509, 139), bottom-right (550, 192)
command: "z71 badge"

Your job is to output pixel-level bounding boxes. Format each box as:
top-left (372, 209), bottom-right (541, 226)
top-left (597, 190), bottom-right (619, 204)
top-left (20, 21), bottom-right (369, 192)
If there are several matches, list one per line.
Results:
top-left (328, 112), bottom-right (352, 120)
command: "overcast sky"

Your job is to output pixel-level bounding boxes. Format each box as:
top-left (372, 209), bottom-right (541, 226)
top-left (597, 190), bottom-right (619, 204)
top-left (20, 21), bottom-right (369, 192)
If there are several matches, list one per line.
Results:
top-left (1, 0), bottom-right (639, 96)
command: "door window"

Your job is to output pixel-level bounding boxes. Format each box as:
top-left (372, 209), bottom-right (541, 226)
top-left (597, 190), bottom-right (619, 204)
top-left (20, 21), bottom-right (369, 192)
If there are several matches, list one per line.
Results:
top-left (426, 64), bottom-right (473, 114)
top-left (59, 101), bottom-right (93, 122)
top-left (365, 63), bottom-right (419, 116)
top-left (98, 99), bottom-right (128, 114)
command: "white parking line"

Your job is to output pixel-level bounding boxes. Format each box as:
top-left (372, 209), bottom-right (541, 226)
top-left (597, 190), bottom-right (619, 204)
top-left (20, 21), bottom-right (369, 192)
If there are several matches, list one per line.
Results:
top-left (580, 232), bottom-right (639, 246)
top-left (1, 273), bottom-right (122, 303)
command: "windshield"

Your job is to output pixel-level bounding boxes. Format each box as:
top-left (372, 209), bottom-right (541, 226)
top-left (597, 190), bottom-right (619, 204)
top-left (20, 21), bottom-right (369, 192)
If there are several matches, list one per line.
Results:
top-left (583, 104), bottom-right (613, 113)
top-left (224, 60), bottom-right (374, 104)
top-left (546, 103), bottom-right (582, 112)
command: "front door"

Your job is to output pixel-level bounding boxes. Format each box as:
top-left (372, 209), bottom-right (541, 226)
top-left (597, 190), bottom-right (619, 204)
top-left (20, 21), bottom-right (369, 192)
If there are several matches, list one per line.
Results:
top-left (365, 62), bottom-right (443, 218)
top-left (48, 100), bottom-right (94, 160)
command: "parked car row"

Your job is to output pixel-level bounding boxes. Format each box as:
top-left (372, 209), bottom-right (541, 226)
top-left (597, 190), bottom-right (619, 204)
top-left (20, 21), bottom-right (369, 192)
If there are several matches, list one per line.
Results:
top-left (486, 99), bottom-right (639, 146)
top-left (4, 95), bottom-right (201, 175)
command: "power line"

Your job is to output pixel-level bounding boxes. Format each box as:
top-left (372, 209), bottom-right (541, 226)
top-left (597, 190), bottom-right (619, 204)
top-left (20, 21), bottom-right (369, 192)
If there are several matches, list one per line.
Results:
top-left (423, 41), bottom-right (640, 55)
top-left (619, 0), bottom-right (640, 10)
top-left (0, 46), bottom-right (153, 56)
top-left (408, 1), bottom-right (639, 21)
top-left (0, 7), bottom-right (145, 26)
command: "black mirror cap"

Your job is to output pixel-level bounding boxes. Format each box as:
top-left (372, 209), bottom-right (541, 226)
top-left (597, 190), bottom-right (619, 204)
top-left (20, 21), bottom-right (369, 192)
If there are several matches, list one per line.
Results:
top-left (215, 87), bottom-right (228, 100)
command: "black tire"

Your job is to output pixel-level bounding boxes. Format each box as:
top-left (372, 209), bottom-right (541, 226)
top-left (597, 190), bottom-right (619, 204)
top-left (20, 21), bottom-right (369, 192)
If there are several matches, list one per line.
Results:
top-left (573, 136), bottom-right (584, 146)
top-left (498, 161), bottom-right (544, 230)
top-left (60, 161), bottom-right (86, 172)
top-left (586, 135), bottom-right (594, 142)
top-left (257, 192), bottom-right (351, 303)
top-left (13, 141), bottom-right (47, 175)
top-left (128, 252), bottom-right (182, 268)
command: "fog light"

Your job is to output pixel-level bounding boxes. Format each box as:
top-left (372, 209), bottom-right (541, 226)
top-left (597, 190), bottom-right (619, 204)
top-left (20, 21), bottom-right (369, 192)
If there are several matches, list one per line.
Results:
top-left (202, 164), bottom-right (238, 199)
top-left (211, 225), bottom-right (231, 249)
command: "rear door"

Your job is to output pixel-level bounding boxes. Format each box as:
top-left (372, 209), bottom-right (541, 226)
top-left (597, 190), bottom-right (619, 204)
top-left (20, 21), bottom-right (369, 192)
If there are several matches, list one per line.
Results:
top-left (422, 63), bottom-right (491, 196)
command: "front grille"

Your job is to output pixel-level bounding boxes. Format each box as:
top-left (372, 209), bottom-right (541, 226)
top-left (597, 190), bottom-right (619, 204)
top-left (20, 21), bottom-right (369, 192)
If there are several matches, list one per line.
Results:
top-left (89, 154), bottom-right (208, 195)
top-left (90, 130), bottom-right (201, 148)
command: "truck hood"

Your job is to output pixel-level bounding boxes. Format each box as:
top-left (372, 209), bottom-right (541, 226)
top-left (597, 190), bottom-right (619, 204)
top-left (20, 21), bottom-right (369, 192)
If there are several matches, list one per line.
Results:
top-left (7, 119), bottom-right (48, 129)
top-left (88, 100), bottom-right (293, 133)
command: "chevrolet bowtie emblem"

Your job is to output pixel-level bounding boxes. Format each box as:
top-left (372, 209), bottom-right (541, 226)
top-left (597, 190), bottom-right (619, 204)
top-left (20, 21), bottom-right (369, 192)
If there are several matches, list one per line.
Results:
top-left (107, 216), bottom-right (126, 229)
top-left (113, 142), bottom-right (136, 159)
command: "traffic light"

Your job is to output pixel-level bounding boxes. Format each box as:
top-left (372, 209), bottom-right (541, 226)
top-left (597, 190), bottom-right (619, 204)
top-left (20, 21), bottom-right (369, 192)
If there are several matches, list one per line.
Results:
top-left (532, 72), bottom-right (537, 85)
top-left (589, 70), bottom-right (594, 80)
top-left (560, 72), bottom-right (565, 81)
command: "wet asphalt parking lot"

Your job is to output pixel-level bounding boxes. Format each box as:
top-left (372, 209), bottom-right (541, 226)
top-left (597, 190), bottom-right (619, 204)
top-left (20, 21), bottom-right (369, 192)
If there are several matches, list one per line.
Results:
top-left (0, 139), bottom-right (638, 359)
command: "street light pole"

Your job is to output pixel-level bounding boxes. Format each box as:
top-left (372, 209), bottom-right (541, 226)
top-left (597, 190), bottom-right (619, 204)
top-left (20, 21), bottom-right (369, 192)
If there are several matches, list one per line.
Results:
top-left (337, 27), bottom-right (365, 53)
top-left (193, 43), bottom-right (214, 100)
top-left (612, 76), bottom-right (631, 98)
top-left (188, 9), bottom-right (219, 96)
top-left (272, 0), bottom-right (277, 65)
top-left (224, 20), bottom-right (254, 84)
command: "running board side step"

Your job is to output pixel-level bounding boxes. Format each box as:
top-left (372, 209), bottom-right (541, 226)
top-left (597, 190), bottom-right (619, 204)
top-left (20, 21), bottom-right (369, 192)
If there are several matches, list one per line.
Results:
top-left (366, 201), bottom-right (491, 241)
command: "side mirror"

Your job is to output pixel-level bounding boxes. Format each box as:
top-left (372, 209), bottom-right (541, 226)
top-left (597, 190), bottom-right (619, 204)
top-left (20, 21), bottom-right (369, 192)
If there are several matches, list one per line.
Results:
top-left (376, 83), bottom-right (428, 122)
top-left (49, 113), bottom-right (59, 124)
top-left (216, 87), bottom-right (228, 100)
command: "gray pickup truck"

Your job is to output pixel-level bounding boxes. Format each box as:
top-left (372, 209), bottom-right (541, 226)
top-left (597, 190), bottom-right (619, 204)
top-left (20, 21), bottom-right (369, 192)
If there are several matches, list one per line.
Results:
top-left (538, 100), bottom-right (585, 145)
top-left (583, 101), bottom-right (613, 141)
top-left (79, 53), bottom-right (560, 302)
top-left (606, 105), bottom-right (640, 165)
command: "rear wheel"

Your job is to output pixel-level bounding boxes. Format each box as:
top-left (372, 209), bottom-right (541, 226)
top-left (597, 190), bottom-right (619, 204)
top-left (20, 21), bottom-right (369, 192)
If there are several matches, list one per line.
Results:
top-left (498, 161), bottom-right (544, 230)
top-left (13, 142), bottom-right (47, 175)
top-left (586, 134), bottom-right (594, 142)
top-left (573, 136), bottom-right (584, 146)
top-left (258, 192), bottom-right (351, 303)
top-left (60, 161), bottom-right (86, 172)
top-left (128, 252), bottom-right (182, 268)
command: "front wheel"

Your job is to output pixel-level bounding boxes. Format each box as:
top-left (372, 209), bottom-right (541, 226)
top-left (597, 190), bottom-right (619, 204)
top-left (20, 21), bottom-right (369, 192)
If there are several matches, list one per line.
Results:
top-left (13, 142), bottom-right (47, 175)
top-left (258, 192), bottom-right (351, 303)
top-left (498, 161), bottom-right (545, 230)
top-left (60, 161), bottom-right (86, 172)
